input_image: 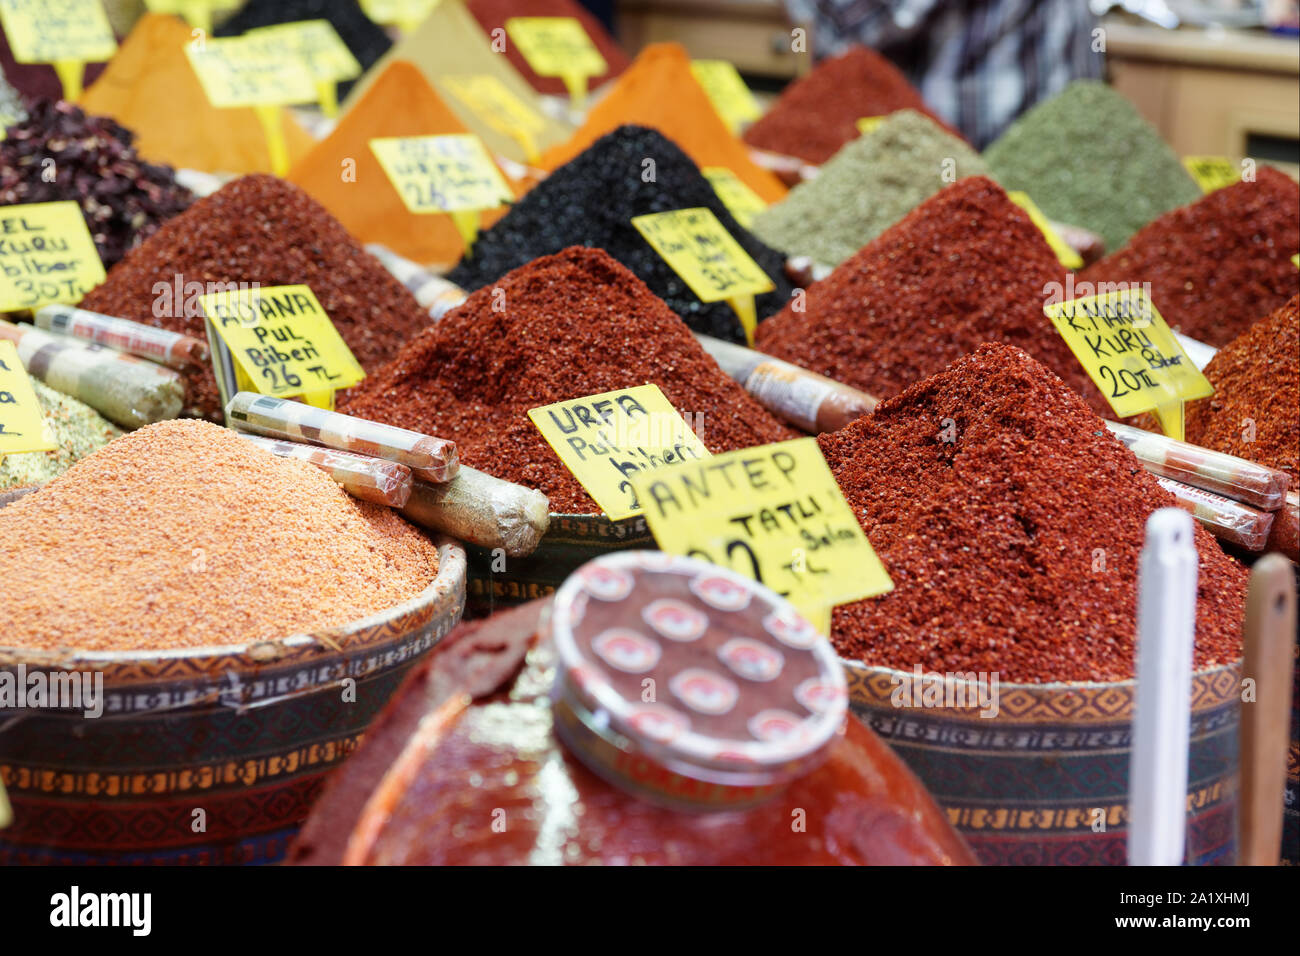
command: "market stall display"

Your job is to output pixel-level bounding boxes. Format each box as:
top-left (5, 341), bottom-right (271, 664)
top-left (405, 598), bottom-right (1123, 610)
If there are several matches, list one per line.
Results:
top-left (0, 377), bottom-right (120, 490)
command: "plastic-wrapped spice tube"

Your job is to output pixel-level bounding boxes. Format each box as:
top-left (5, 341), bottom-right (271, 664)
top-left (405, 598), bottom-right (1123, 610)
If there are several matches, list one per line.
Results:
top-left (239, 434), bottom-right (414, 508)
top-left (1265, 491), bottom-right (1299, 562)
top-left (0, 320), bottom-right (183, 429)
top-left (365, 244), bottom-right (470, 320)
top-left (226, 392), bottom-right (459, 483)
top-left (1156, 475), bottom-right (1275, 551)
top-left (694, 333), bottom-right (877, 433)
top-left (1107, 421), bottom-right (1290, 511)
top-left (35, 304), bottom-right (209, 370)
top-left (401, 468), bottom-right (550, 558)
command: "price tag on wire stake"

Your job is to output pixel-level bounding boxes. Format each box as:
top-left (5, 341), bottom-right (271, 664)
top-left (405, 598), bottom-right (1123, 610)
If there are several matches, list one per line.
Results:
top-left (199, 284), bottom-right (364, 414)
top-left (505, 16), bottom-right (606, 106)
top-left (0, 0), bottom-right (116, 101)
top-left (702, 167), bottom-right (767, 230)
top-left (0, 340), bottom-right (57, 456)
top-left (1043, 287), bottom-right (1212, 440)
top-left (0, 201), bottom-right (106, 312)
top-left (1182, 156), bottom-right (1240, 194)
top-left (628, 437), bottom-right (893, 632)
top-left (529, 384), bottom-right (710, 521)
top-left (250, 20), bottom-right (362, 118)
top-left (631, 207), bottom-right (774, 346)
top-left (1006, 191), bottom-right (1084, 270)
top-left (690, 60), bottom-right (761, 133)
top-left (438, 74), bottom-right (547, 166)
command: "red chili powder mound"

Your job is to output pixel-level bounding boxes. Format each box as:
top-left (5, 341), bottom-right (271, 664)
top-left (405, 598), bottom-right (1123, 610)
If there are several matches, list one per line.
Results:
top-left (0, 420), bottom-right (440, 652)
top-left (819, 343), bottom-right (1247, 683)
top-left (340, 247), bottom-right (798, 513)
top-left (79, 174), bottom-right (435, 421)
top-left (1080, 168), bottom-right (1300, 348)
top-left (742, 46), bottom-right (961, 165)
top-left (756, 175), bottom-right (1110, 417)
top-left (1183, 295), bottom-right (1300, 484)
top-left (467, 0), bottom-right (630, 97)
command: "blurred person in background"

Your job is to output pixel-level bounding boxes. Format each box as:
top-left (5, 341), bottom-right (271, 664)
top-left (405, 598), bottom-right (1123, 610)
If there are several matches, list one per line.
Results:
top-left (783, 0), bottom-right (1104, 147)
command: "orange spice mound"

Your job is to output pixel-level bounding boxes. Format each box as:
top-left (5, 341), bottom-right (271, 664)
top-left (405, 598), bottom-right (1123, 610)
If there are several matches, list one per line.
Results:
top-left (288, 60), bottom-right (523, 268)
top-left (0, 421), bottom-right (440, 652)
top-left (81, 13), bottom-right (315, 175)
top-left (537, 43), bottom-right (787, 204)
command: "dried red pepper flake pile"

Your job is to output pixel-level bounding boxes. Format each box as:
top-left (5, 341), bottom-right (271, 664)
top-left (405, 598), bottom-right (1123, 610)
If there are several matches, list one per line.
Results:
top-left (820, 343), bottom-right (1247, 683)
top-left (1080, 167), bottom-right (1300, 348)
top-left (755, 175), bottom-right (1110, 416)
top-left (340, 246), bottom-right (797, 513)
top-left (79, 174), bottom-right (434, 420)
top-left (742, 46), bottom-right (960, 166)
top-left (1183, 294), bottom-right (1299, 484)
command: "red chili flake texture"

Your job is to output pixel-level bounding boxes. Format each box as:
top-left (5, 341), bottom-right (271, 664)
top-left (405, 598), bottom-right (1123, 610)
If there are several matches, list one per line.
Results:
top-left (756, 175), bottom-right (1111, 417)
top-left (79, 174), bottom-right (435, 420)
top-left (819, 343), bottom-right (1247, 684)
top-left (1080, 168), bottom-right (1300, 347)
top-left (742, 46), bottom-right (961, 165)
top-left (1184, 295), bottom-right (1299, 485)
top-left (340, 247), bottom-right (797, 513)
top-left (467, 0), bottom-right (630, 97)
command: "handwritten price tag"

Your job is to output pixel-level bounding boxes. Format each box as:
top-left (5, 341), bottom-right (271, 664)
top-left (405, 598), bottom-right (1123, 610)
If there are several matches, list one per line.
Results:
top-left (360, 0), bottom-right (439, 32)
top-left (251, 20), bottom-right (361, 117)
top-left (0, 0), bottom-right (116, 100)
top-left (199, 284), bottom-right (364, 412)
top-left (186, 35), bottom-right (317, 109)
top-left (631, 207), bottom-right (774, 344)
top-left (505, 16), bottom-right (606, 104)
top-left (0, 340), bottom-right (56, 456)
top-left (0, 201), bottom-right (106, 312)
top-left (690, 60), bottom-right (761, 133)
top-left (143, 1), bottom-right (240, 32)
top-left (702, 167), bottom-right (767, 230)
top-left (1006, 191), bottom-right (1083, 270)
top-left (1044, 287), bottom-right (1213, 439)
top-left (629, 437), bottom-right (893, 632)
top-left (438, 74), bottom-right (547, 165)
top-left (529, 384), bottom-right (710, 521)
top-left (1182, 156), bottom-right (1240, 194)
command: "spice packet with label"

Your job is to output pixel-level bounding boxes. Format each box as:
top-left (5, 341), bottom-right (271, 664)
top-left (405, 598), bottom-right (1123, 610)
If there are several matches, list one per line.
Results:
top-left (1156, 475), bottom-right (1275, 551)
top-left (238, 434), bottom-right (413, 508)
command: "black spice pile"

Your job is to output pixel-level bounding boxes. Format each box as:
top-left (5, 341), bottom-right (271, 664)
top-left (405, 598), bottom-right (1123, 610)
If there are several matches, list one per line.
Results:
top-left (217, 0), bottom-right (393, 98)
top-left (447, 125), bottom-right (795, 343)
top-left (0, 100), bottom-right (194, 268)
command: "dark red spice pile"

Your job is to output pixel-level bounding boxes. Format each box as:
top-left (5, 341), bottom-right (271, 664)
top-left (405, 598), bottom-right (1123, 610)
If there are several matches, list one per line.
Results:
top-left (755, 175), bottom-right (1109, 416)
top-left (1080, 168), bottom-right (1300, 347)
top-left (341, 247), bottom-right (797, 513)
top-left (819, 343), bottom-right (1247, 683)
top-left (79, 175), bottom-right (433, 420)
top-left (1184, 295), bottom-right (1299, 484)
top-left (742, 46), bottom-right (960, 165)
top-left (468, 0), bottom-right (630, 97)
top-left (1, 100), bottom-right (194, 268)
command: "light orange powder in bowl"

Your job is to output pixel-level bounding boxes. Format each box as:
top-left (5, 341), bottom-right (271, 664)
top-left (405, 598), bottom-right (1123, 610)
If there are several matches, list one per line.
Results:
top-left (0, 420), bottom-right (441, 652)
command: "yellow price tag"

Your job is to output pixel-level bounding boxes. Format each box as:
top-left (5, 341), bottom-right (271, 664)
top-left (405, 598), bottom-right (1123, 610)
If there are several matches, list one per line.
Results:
top-left (690, 60), bottom-right (761, 134)
top-left (198, 285), bottom-right (364, 405)
top-left (1182, 156), bottom-right (1240, 194)
top-left (185, 35), bottom-right (318, 109)
top-left (251, 20), bottom-right (362, 118)
top-left (855, 116), bottom-right (886, 136)
top-left (631, 207), bottom-right (774, 344)
top-left (702, 167), bottom-right (767, 230)
top-left (628, 437), bottom-right (893, 631)
top-left (0, 201), bottom-right (106, 312)
top-left (1043, 287), bottom-right (1213, 439)
top-left (1006, 191), bottom-right (1084, 270)
top-left (439, 74), bottom-right (547, 165)
top-left (0, 0), bottom-right (116, 101)
top-left (505, 16), bottom-right (607, 105)
top-left (0, 340), bottom-right (56, 456)
top-left (143, 1), bottom-right (240, 32)
top-left (529, 384), bottom-right (710, 521)
top-left (360, 0), bottom-right (439, 32)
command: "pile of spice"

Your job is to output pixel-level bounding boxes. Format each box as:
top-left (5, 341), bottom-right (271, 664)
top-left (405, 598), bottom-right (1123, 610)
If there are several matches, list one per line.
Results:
top-left (1182, 295), bottom-right (1299, 484)
top-left (751, 109), bottom-right (987, 266)
top-left (0, 100), bottom-right (194, 268)
top-left (741, 46), bottom-right (959, 166)
top-left (0, 73), bottom-right (26, 127)
top-left (755, 176), bottom-right (1108, 415)
top-left (343, 246), bottom-right (797, 513)
top-left (0, 419), bottom-right (439, 651)
top-left (467, 0), bottom-right (630, 97)
top-left (983, 80), bottom-right (1201, 251)
top-left (80, 14), bottom-right (316, 175)
top-left (0, 380), bottom-right (121, 492)
top-left (216, 0), bottom-right (392, 99)
top-left (288, 61), bottom-right (522, 269)
top-left (819, 343), bottom-right (1248, 683)
top-left (79, 174), bottom-right (435, 420)
top-left (448, 125), bottom-right (794, 343)
top-left (341, 0), bottom-right (570, 165)
top-left (1079, 169), bottom-right (1300, 347)
top-left (536, 44), bottom-right (787, 203)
